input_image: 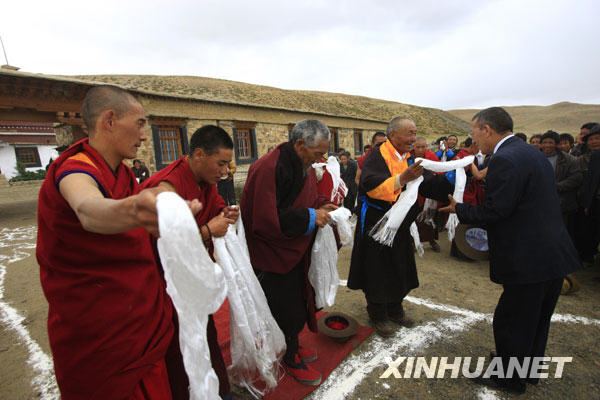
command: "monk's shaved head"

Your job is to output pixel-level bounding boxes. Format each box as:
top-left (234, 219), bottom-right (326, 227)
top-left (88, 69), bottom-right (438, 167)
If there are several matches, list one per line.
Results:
top-left (386, 117), bottom-right (415, 136)
top-left (82, 85), bottom-right (140, 134)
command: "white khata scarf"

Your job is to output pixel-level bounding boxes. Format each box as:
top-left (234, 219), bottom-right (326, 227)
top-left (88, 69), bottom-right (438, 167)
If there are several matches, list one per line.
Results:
top-left (156, 192), bottom-right (227, 400)
top-left (312, 156), bottom-right (348, 202)
top-left (370, 156), bottom-right (475, 250)
top-left (213, 218), bottom-right (286, 398)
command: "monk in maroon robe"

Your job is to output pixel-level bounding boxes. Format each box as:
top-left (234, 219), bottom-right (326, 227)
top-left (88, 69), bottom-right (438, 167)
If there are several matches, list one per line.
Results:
top-left (37, 86), bottom-right (200, 399)
top-left (241, 119), bottom-right (336, 386)
top-left (143, 125), bottom-right (241, 400)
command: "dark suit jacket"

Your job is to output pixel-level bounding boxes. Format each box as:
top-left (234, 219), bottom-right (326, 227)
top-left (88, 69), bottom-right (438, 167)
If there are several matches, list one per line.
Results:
top-left (456, 136), bottom-right (581, 285)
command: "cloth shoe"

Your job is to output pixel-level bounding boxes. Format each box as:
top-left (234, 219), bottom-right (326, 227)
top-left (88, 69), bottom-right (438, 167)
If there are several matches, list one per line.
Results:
top-left (471, 375), bottom-right (526, 395)
top-left (370, 319), bottom-right (396, 337)
top-left (429, 240), bottom-right (441, 252)
top-left (298, 346), bottom-right (317, 363)
top-left (388, 303), bottom-right (415, 327)
top-left (284, 353), bottom-right (322, 386)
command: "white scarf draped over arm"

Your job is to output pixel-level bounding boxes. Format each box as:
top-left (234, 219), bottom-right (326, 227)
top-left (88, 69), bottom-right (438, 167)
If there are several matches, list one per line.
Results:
top-left (156, 192), bottom-right (227, 400)
top-left (213, 217), bottom-right (286, 398)
top-left (370, 156), bottom-right (475, 249)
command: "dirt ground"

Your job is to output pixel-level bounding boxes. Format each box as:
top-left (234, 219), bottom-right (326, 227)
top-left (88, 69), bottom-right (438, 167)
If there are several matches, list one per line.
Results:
top-left (1, 183), bottom-right (599, 400)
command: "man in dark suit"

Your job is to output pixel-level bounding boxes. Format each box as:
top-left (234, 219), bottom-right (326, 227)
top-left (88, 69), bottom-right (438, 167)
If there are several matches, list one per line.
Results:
top-left (442, 107), bottom-right (581, 394)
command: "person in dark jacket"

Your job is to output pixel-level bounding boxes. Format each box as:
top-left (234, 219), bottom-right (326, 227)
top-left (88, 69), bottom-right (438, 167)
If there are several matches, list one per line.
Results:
top-left (540, 130), bottom-right (582, 242)
top-left (442, 107), bottom-right (581, 395)
top-left (339, 151), bottom-right (358, 210)
top-left (559, 133), bottom-right (574, 153)
top-left (576, 125), bottom-right (600, 264)
top-left (571, 122), bottom-right (598, 157)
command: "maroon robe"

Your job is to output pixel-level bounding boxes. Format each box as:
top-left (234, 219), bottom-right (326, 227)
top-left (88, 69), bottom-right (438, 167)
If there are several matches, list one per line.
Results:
top-left (143, 156), bottom-right (229, 398)
top-left (36, 138), bottom-right (174, 400)
top-left (241, 143), bottom-right (328, 332)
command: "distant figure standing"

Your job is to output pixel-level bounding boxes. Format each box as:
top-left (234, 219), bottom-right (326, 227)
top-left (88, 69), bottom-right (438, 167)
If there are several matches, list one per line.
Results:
top-left (529, 134), bottom-right (542, 151)
top-left (571, 122), bottom-right (598, 157)
top-left (339, 151), bottom-right (357, 210)
top-left (540, 130), bottom-right (582, 243)
top-left (576, 125), bottom-right (600, 264)
top-left (131, 159), bottom-right (150, 183)
top-left (559, 133), bottom-right (575, 153)
top-left (355, 132), bottom-right (387, 186)
top-left (217, 160), bottom-right (236, 205)
top-left (447, 134), bottom-right (459, 154)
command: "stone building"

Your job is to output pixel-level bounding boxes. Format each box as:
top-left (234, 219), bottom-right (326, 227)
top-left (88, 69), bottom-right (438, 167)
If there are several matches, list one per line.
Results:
top-left (0, 68), bottom-right (467, 184)
top-left (0, 121), bottom-right (57, 179)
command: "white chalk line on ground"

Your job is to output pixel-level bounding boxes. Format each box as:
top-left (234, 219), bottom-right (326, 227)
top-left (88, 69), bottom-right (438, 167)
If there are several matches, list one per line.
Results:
top-left (327, 279), bottom-right (599, 399)
top-left (476, 387), bottom-right (502, 400)
top-left (310, 314), bottom-right (484, 400)
top-left (0, 226), bottom-right (59, 399)
top-left (339, 279), bottom-right (600, 326)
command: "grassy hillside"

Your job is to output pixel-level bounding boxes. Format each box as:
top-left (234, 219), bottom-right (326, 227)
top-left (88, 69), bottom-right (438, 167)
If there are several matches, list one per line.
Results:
top-left (67, 74), bottom-right (469, 138)
top-left (448, 102), bottom-right (600, 135)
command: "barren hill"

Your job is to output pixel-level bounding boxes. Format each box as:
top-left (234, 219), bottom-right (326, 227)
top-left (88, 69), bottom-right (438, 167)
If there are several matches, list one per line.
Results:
top-left (67, 74), bottom-right (470, 137)
top-left (448, 102), bottom-right (600, 135)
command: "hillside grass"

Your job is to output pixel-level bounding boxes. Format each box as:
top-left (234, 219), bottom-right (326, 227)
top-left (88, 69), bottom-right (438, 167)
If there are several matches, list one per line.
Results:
top-left (68, 74), bottom-right (470, 138)
top-left (448, 102), bottom-right (600, 135)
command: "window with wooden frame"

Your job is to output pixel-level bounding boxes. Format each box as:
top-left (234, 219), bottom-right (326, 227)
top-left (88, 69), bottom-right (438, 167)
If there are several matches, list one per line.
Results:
top-left (328, 127), bottom-right (339, 154)
top-left (15, 147), bottom-right (41, 168)
top-left (151, 120), bottom-right (189, 170)
top-left (157, 126), bottom-right (181, 163)
top-left (233, 122), bottom-right (258, 164)
top-left (353, 129), bottom-right (363, 155)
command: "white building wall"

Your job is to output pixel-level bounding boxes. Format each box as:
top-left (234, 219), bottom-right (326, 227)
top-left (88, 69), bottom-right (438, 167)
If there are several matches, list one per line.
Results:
top-left (0, 143), bottom-right (57, 179)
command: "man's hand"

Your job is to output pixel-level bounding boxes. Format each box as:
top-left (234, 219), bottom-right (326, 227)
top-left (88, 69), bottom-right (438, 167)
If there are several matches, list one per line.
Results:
top-left (207, 212), bottom-right (236, 237)
top-left (315, 208), bottom-right (333, 227)
top-left (398, 160), bottom-right (424, 187)
top-left (222, 205), bottom-right (240, 222)
top-left (439, 194), bottom-right (458, 214)
top-left (185, 199), bottom-right (203, 216)
top-left (319, 203), bottom-right (339, 212)
top-left (132, 187), bottom-right (164, 236)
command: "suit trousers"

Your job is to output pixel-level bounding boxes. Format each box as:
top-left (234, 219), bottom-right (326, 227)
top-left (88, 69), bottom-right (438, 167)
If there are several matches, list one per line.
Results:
top-left (493, 278), bottom-right (563, 385)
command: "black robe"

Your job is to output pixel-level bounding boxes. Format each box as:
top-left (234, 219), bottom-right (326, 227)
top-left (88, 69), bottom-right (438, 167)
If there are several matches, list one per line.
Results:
top-left (341, 159), bottom-right (358, 210)
top-left (348, 143), bottom-right (452, 303)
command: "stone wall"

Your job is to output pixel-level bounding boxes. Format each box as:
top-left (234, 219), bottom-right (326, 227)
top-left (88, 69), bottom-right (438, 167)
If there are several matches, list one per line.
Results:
top-left (130, 94), bottom-right (388, 181)
top-left (55, 125), bottom-right (74, 147)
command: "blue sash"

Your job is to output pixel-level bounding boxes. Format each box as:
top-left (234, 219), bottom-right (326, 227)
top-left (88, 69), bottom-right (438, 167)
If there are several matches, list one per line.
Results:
top-left (359, 196), bottom-right (384, 236)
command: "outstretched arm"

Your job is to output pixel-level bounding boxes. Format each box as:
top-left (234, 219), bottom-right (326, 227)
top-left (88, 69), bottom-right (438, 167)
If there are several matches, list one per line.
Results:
top-left (60, 175), bottom-right (201, 236)
top-left (441, 156), bottom-right (522, 225)
top-left (60, 173), bottom-right (165, 236)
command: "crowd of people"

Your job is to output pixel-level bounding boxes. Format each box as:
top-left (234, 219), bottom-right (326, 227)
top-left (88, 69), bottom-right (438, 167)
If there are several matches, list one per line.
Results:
top-left (35, 85), bottom-right (596, 398)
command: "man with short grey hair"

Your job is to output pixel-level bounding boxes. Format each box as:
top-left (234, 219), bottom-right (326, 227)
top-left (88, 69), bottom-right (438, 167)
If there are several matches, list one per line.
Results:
top-left (442, 107), bottom-right (581, 394)
top-left (241, 119), bottom-right (337, 386)
top-left (348, 116), bottom-right (451, 337)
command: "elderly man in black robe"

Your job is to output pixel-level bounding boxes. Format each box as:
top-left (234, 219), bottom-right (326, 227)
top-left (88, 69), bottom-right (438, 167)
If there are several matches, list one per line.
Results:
top-left (241, 119), bottom-right (336, 386)
top-left (348, 117), bottom-right (452, 337)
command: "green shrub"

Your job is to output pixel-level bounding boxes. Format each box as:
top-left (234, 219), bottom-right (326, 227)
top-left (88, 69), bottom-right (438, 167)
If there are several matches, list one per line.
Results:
top-left (9, 162), bottom-right (47, 182)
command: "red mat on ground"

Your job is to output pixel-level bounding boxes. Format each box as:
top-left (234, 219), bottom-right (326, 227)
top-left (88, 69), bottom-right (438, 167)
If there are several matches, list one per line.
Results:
top-left (214, 299), bottom-right (373, 400)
